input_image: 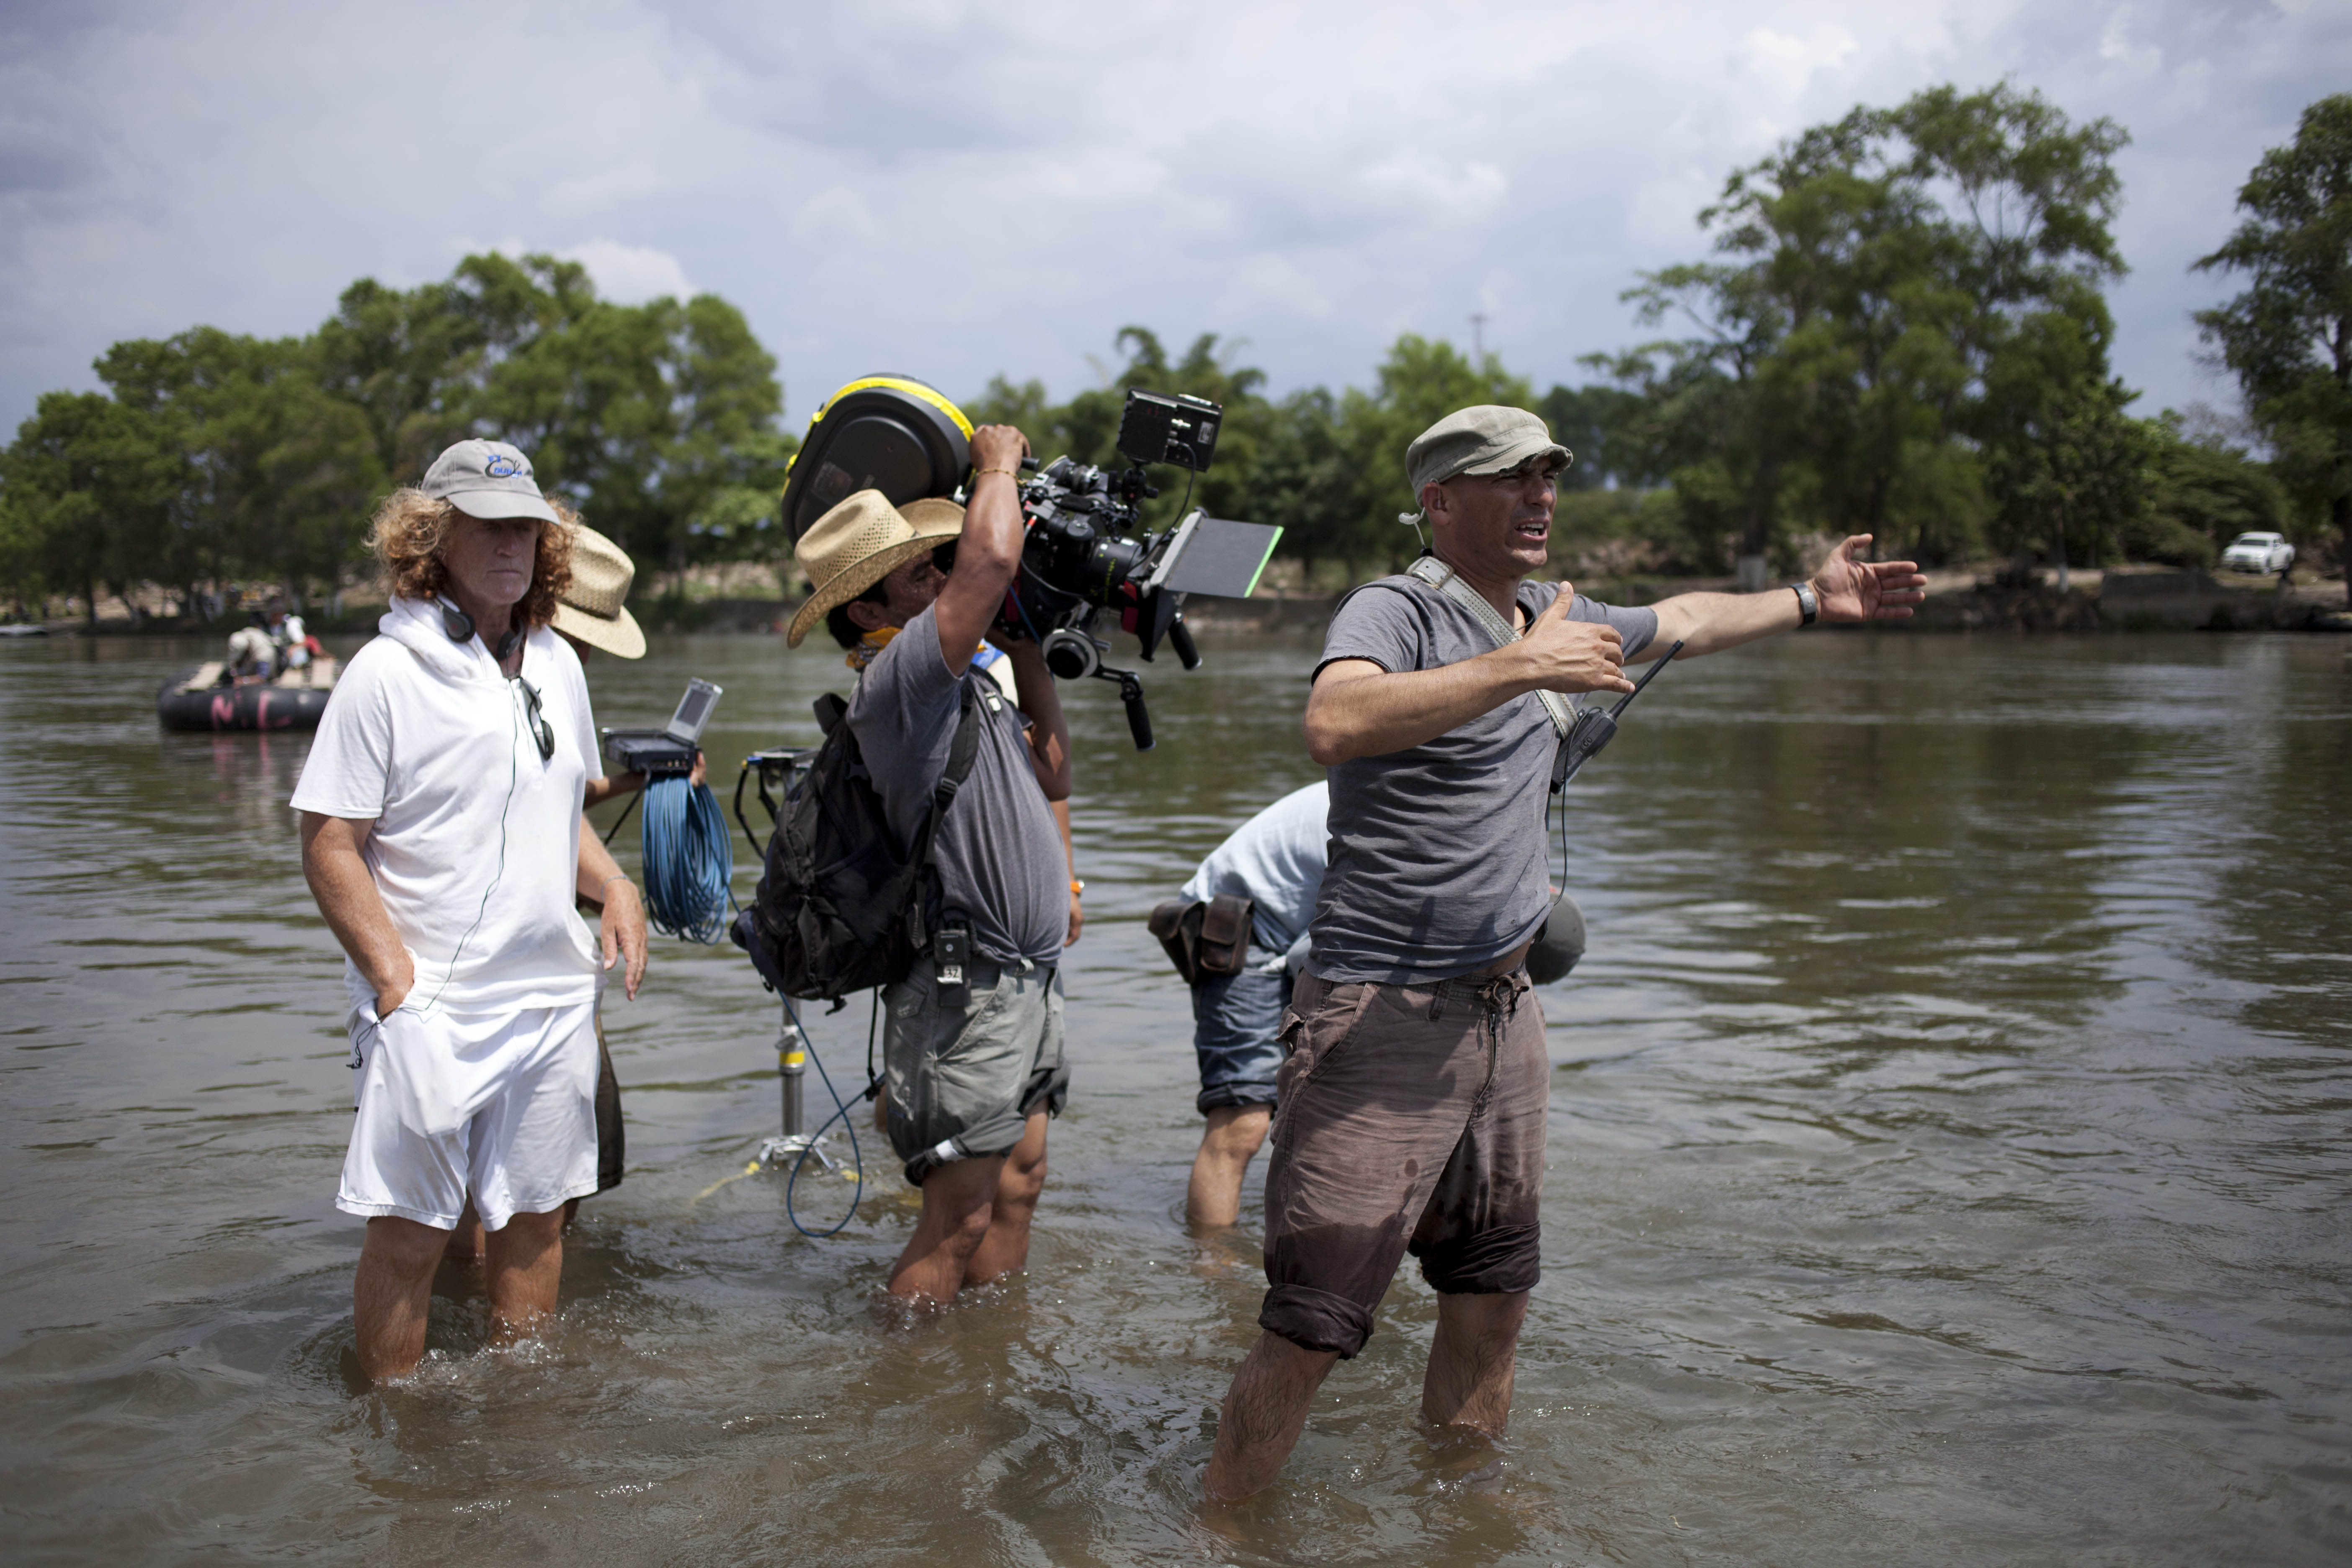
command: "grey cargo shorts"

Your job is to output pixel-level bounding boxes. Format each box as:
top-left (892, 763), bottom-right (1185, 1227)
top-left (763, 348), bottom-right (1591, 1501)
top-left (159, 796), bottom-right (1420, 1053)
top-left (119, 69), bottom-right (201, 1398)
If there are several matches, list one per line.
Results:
top-left (1258, 967), bottom-right (1547, 1358)
top-left (882, 950), bottom-right (1069, 1186)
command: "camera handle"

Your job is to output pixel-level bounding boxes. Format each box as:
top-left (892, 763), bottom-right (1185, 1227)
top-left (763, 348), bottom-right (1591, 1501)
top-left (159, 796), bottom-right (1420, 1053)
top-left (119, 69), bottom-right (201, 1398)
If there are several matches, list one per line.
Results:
top-left (1093, 665), bottom-right (1153, 750)
top-left (1166, 614), bottom-right (1201, 671)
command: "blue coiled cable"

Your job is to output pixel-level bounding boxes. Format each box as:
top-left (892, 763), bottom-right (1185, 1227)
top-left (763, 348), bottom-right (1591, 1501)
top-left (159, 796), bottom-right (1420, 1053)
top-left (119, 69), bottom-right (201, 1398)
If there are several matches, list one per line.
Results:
top-left (640, 775), bottom-right (733, 944)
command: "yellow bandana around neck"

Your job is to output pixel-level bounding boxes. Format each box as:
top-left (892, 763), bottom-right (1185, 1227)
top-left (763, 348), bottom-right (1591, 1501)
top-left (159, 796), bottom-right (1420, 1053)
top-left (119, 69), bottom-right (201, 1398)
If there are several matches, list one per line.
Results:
top-left (845, 625), bottom-right (898, 671)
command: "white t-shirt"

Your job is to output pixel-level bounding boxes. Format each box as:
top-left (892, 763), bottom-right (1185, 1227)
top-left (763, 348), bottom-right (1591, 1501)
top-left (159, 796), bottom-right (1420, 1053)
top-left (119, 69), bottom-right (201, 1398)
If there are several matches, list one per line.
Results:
top-left (290, 595), bottom-right (602, 1016)
top-left (1180, 781), bottom-right (1329, 956)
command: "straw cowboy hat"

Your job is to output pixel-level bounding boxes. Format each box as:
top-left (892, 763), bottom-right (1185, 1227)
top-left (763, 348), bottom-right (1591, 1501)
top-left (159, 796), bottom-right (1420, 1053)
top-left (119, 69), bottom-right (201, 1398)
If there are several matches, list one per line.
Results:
top-left (550, 523), bottom-right (647, 659)
top-left (786, 490), bottom-right (966, 648)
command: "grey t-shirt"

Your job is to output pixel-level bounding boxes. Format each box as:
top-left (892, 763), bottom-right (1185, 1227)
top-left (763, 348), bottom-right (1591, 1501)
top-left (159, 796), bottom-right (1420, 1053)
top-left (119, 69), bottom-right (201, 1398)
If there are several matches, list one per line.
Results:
top-left (1307, 575), bottom-right (1657, 985)
top-left (848, 606), bottom-right (1068, 965)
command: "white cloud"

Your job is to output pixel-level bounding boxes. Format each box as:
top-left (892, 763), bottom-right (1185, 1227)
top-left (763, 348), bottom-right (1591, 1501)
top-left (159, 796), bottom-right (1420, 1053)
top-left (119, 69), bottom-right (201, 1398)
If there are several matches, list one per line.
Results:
top-left (2, 0), bottom-right (2349, 429)
top-left (1741, 25), bottom-right (1862, 95)
top-left (561, 240), bottom-right (694, 302)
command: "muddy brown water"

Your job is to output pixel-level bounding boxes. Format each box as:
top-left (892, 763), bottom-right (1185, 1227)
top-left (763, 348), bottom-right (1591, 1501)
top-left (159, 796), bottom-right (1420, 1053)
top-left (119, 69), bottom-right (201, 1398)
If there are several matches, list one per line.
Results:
top-left (2, 629), bottom-right (2348, 1565)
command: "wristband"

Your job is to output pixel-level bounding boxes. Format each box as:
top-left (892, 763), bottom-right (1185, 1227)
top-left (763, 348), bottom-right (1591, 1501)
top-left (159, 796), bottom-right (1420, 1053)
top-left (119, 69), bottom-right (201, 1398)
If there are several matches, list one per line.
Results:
top-left (1791, 581), bottom-right (1818, 627)
top-left (599, 874), bottom-right (633, 895)
top-left (1070, 879), bottom-right (1085, 895)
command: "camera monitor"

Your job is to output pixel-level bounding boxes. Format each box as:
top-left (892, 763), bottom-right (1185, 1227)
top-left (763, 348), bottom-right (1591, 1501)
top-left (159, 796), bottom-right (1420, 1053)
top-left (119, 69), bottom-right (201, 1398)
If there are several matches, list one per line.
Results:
top-left (1117, 389), bottom-right (1221, 472)
top-left (779, 377), bottom-right (972, 542)
top-left (604, 678), bottom-right (724, 778)
top-left (665, 678), bottom-right (723, 746)
top-left (1150, 514), bottom-right (1285, 600)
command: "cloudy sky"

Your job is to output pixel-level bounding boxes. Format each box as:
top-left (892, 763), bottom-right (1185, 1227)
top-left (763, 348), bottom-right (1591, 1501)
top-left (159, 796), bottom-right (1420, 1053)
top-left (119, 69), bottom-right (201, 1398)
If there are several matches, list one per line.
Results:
top-left (3, 0), bottom-right (2346, 446)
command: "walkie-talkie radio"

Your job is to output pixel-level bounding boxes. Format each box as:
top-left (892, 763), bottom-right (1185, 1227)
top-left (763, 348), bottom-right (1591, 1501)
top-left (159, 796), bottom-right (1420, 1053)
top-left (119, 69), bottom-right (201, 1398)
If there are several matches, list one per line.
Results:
top-left (602, 678), bottom-right (722, 777)
top-left (1551, 640), bottom-right (1685, 793)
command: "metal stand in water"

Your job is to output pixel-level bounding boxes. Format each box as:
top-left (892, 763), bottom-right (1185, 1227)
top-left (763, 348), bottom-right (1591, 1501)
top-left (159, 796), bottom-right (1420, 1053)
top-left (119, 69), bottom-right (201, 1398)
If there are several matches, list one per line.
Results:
top-left (756, 1005), bottom-right (844, 1174)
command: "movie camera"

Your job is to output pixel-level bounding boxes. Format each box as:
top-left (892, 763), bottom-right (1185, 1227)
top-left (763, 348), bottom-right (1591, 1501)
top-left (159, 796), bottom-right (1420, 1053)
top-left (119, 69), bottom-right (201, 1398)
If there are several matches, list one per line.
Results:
top-left (779, 378), bottom-right (1283, 750)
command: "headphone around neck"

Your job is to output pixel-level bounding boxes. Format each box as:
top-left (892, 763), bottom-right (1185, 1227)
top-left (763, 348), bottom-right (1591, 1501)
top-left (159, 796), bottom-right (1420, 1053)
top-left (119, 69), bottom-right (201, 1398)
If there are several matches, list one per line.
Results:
top-left (438, 598), bottom-right (522, 662)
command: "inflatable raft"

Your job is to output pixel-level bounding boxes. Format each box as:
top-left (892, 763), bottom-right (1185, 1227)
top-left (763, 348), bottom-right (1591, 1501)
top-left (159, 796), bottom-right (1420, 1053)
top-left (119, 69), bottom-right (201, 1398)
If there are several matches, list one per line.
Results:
top-left (157, 659), bottom-right (340, 732)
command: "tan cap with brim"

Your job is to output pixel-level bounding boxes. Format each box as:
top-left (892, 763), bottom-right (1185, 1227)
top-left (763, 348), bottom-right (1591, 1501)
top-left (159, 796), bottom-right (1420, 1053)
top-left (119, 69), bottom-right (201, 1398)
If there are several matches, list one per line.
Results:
top-left (549, 523), bottom-right (647, 659)
top-left (1405, 406), bottom-right (1572, 497)
top-left (786, 491), bottom-right (966, 648)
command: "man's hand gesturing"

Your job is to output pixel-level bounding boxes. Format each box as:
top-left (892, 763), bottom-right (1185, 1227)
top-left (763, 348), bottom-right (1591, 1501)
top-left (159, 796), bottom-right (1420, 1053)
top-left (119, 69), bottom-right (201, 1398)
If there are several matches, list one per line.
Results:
top-left (1519, 583), bottom-right (1635, 697)
top-left (1813, 535), bottom-right (1928, 622)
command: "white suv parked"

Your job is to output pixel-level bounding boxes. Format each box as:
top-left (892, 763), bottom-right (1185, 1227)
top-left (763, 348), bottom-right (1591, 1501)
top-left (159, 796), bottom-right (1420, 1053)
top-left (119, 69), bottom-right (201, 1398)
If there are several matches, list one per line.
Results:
top-left (2220, 532), bottom-right (2295, 574)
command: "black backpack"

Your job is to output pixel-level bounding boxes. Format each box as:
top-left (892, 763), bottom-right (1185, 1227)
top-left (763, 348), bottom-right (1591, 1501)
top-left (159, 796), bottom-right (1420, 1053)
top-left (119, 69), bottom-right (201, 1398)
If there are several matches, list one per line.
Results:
top-left (732, 682), bottom-right (982, 1001)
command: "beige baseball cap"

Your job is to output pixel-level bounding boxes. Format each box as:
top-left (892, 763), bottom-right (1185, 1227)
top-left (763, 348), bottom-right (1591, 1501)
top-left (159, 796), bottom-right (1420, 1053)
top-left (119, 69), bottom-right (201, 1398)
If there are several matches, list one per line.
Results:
top-left (421, 439), bottom-right (560, 524)
top-left (1405, 406), bottom-right (1572, 496)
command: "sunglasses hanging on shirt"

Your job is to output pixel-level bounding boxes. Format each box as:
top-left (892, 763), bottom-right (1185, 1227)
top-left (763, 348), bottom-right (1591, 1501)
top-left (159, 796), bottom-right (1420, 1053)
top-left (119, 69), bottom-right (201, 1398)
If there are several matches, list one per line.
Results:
top-left (512, 676), bottom-right (555, 761)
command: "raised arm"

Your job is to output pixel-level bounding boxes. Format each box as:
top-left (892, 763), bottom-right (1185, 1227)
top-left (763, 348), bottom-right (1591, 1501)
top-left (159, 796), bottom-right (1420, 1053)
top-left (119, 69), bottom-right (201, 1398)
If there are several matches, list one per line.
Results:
top-left (931, 424), bottom-right (1033, 669)
top-left (299, 812), bottom-right (414, 1014)
top-left (1638, 534), bottom-right (1927, 661)
top-left (1303, 588), bottom-right (1634, 765)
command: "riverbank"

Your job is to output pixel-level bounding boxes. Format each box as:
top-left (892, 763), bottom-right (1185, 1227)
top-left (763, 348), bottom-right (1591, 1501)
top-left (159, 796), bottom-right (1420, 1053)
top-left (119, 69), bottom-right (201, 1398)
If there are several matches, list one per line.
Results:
top-left (18, 564), bottom-right (2349, 638)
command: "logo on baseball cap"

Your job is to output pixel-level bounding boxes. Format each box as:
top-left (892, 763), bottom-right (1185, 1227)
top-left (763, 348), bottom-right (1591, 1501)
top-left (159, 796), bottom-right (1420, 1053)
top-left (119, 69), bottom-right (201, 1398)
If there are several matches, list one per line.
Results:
top-left (421, 440), bottom-right (560, 524)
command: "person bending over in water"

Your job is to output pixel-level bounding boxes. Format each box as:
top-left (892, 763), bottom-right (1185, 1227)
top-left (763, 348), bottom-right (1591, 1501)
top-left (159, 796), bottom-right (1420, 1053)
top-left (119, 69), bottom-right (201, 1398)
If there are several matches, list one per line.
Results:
top-left (1157, 781), bottom-right (1327, 1229)
top-left (292, 440), bottom-right (648, 1382)
top-left (785, 422), bottom-right (1074, 1303)
top-left (1203, 405), bottom-right (1926, 1501)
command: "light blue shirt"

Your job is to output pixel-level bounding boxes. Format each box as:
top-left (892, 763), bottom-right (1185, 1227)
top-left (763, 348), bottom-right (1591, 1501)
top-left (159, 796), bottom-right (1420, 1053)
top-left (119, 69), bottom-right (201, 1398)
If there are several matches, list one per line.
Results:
top-left (1180, 781), bottom-right (1329, 961)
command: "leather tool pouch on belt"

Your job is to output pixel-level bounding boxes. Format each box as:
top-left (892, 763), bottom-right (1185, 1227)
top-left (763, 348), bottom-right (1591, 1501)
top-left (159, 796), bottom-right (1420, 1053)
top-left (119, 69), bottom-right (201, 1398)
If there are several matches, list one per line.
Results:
top-left (1147, 893), bottom-right (1254, 987)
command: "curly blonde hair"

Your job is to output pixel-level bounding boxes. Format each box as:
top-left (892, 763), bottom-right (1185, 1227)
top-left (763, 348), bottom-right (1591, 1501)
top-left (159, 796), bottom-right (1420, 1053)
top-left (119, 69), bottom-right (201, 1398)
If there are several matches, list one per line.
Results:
top-left (368, 487), bottom-right (577, 629)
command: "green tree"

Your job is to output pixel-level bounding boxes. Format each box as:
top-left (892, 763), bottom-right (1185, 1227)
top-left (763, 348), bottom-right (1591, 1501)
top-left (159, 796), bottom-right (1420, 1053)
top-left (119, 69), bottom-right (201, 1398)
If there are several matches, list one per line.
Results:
top-left (1982, 374), bottom-right (2151, 586)
top-left (1536, 383), bottom-right (1645, 490)
top-left (0, 392), bottom-right (177, 624)
top-left (1334, 334), bottom-right (1533, 574)
top-left (2125, 413), bottom-right (2287, 566)
top-left (1250, 387), bottom-right (1357, 587)
top-left (95, 327), bottom-right (383, 609)
top-left (1592, 83), bottom-right (2127, 573)
top-left (2195, 93), bottom-right (2352, 604)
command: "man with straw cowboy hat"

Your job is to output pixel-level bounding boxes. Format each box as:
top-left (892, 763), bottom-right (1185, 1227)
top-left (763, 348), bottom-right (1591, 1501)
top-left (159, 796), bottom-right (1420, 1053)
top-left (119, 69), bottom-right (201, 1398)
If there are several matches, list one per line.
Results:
top-left (787, 423), bottom-right (1078, 1304)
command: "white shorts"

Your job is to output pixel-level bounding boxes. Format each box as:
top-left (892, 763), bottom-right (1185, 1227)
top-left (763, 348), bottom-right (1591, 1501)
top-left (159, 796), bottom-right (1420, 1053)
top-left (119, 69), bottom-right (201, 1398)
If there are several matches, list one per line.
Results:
top-left (339, 998), bottom-right (599, 1232)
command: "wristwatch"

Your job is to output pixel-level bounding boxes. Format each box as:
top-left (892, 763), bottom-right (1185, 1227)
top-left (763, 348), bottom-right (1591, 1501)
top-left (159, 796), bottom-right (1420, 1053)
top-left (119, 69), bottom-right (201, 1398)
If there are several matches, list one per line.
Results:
top-left (1791, 581), bottom-right (1818, 627)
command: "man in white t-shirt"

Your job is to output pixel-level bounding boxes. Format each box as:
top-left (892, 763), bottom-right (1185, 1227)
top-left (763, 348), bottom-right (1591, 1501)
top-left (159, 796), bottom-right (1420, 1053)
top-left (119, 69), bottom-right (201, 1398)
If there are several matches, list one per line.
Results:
top-left (291, 439), bottom-right (649, 1383)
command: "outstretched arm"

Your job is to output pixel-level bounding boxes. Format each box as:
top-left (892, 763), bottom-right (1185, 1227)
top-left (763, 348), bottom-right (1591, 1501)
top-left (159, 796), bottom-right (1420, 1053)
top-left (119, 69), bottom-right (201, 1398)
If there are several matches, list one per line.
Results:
top-left (1639, 534), bottom-right (1927, 660)
top-left (1302, 586), bottom-right (1634, 765)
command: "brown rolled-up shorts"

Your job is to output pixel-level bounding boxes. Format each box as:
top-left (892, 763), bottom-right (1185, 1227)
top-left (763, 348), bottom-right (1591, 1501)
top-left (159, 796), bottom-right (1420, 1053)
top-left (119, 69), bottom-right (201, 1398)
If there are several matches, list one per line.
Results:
top-left (1257, 967), bottom-right (1547, 1358)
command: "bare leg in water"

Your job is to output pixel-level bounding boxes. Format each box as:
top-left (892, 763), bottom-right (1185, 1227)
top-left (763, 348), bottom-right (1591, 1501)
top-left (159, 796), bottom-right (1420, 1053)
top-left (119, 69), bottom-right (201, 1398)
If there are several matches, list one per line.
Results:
top-left (964, 1110), bottom-right (1049, 1286)
top-left (1204, 1290), bottom-right (1529, 1501)
top-left (1185, 1105), bottom-right (1271, 1229)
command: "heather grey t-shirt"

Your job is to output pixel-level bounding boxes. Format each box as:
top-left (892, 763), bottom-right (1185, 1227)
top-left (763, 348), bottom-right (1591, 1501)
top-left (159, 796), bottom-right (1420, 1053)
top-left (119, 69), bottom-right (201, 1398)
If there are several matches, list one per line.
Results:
top-left (1307, 575), bottom-right (1657, 985)
top-left (848, 606), bottom-right (1068, 966)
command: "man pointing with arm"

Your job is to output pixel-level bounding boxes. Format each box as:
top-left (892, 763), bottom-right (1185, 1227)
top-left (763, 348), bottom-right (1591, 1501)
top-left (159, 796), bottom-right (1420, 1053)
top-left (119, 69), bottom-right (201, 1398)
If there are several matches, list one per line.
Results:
top-left (1203, 405), bottom-right (1924, 1501)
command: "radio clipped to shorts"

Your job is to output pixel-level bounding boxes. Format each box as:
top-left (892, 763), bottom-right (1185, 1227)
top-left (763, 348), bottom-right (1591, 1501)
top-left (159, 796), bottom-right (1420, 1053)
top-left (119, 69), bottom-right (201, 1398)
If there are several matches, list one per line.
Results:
top-left (602, 678), bottom-right (722, 778)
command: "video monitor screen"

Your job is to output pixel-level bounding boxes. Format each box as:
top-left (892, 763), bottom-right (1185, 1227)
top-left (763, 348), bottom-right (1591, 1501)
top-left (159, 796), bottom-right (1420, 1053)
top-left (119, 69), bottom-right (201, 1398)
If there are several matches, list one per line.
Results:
top-left (667, 679), bottom-right (721, 743)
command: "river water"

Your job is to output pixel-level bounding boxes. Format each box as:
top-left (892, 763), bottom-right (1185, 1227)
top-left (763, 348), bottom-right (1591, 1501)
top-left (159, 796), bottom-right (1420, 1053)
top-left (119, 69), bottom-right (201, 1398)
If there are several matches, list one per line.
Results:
top-left (1, 627), bottom-right (2347, 1565)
